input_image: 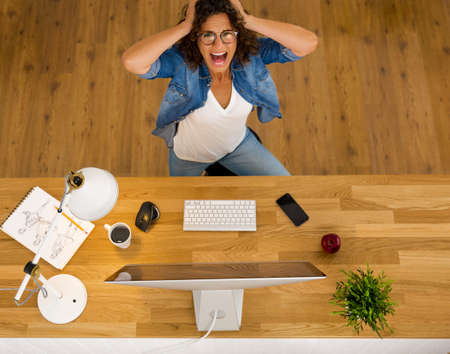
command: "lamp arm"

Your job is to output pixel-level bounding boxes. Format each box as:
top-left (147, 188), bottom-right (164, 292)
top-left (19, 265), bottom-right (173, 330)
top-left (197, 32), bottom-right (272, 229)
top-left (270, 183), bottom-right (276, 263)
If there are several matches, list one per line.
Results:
top-left (58, 180), bottom-right (71, 212)
top-left (14, 187), bottom-right (71, 302)
top-left (15, 274), bottom-right (32, 302)
top-left (38, 273), bottom-right (62, 299)
top-left (33, 192), bottom-right (71, 264)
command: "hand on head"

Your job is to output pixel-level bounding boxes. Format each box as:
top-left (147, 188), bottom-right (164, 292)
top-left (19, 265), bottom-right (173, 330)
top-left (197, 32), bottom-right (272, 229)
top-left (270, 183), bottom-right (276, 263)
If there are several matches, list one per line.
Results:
top-left (228, 0), bottom-right (247, 19)
top-left (184, 0), bottom-right (247, 31)
top-left (184, 0), bottom-right (199, 30)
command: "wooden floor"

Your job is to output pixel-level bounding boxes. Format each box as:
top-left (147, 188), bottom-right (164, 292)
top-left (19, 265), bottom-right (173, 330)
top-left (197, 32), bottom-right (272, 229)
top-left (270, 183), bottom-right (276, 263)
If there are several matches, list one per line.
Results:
top-left (0, 176), bottom-right (449, 337)
top-left (0, 0), bottom-right (449, 177)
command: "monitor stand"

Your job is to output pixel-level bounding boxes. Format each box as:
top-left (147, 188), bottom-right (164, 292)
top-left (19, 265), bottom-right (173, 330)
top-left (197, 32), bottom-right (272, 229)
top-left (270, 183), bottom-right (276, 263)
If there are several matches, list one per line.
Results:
top-left (193, 289), bottom-right (243, 331)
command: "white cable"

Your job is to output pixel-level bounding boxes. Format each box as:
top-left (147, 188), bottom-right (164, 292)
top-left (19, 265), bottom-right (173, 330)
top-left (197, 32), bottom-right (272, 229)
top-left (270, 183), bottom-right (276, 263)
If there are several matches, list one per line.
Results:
top-left (1, 276), bottom-right (45, 306)
top-left (199, 309), bottom-right (218, 340)
top-left (145, 309), bottom-right (218, 354)
top-left (2, 287), bottom-right (38, 306)
top-left (0, 288), bottom-right (34, 292)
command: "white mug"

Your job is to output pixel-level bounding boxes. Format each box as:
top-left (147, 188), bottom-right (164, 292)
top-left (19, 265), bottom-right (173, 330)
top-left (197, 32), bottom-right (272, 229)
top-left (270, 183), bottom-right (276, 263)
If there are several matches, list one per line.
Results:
top-left (104, 222), bottom-right (132, 249)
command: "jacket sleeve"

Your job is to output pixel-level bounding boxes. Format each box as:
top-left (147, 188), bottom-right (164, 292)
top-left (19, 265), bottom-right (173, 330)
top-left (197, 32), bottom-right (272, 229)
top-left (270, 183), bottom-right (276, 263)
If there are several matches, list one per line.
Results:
top-left (138, 45), bottom-right (185, 80)
top-left (258, 37), bottom-right (302, 65)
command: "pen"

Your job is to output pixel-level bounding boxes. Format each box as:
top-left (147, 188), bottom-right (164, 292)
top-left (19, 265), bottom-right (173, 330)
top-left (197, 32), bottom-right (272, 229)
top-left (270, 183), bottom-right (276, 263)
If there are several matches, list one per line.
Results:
top-left (54, 206), bottom-right (88, 234)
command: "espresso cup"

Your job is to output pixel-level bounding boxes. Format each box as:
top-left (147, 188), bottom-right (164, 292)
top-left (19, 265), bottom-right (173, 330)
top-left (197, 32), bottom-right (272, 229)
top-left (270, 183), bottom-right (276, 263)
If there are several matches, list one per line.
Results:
top-left (104, 222), bottom-right (132, 249)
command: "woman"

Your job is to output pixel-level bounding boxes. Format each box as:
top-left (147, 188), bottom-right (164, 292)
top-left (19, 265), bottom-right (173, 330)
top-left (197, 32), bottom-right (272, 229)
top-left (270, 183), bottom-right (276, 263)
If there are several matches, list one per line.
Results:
top-left (122, 0), bottom-right (318, 176)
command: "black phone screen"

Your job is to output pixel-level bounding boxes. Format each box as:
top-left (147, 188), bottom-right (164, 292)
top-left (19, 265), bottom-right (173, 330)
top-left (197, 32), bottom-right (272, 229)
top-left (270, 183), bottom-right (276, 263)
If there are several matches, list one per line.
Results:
top-left (276, 193), bottom-right (309, 226)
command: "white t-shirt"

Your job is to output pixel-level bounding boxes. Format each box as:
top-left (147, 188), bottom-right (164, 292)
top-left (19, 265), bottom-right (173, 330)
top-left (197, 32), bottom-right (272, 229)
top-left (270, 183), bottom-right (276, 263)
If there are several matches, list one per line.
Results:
top-left (173, 84), bottom-right (253, 163)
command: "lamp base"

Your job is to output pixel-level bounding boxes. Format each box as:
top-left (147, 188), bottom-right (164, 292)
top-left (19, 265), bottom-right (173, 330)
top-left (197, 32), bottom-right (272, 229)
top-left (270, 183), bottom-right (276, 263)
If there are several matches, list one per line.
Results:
top-left (37, 274), bottom-right (87, 324)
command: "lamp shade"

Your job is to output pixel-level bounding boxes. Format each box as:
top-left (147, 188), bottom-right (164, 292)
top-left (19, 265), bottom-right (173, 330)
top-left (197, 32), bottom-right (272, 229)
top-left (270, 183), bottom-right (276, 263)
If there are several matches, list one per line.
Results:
top-left (68, 167), bottom-right (119, 221)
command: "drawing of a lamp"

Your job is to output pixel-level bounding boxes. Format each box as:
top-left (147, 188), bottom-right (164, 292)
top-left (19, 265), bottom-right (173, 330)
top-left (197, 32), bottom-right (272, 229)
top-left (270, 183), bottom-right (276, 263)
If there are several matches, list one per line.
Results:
top-left (14, 167), bottom-right (118, 324)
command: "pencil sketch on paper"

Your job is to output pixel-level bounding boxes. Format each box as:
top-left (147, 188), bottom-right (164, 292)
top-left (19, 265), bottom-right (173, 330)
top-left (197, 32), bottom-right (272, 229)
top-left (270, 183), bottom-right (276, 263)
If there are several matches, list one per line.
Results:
top-left (17, 198), bottom-right (80, 259)
top-left (1, 186), bottom-right (94, 270)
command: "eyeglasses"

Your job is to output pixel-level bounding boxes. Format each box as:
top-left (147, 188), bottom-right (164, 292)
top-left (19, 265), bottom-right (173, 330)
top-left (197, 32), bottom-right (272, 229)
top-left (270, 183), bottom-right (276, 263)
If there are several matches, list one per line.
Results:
top-left (198, 30), bottom-right (238, 45)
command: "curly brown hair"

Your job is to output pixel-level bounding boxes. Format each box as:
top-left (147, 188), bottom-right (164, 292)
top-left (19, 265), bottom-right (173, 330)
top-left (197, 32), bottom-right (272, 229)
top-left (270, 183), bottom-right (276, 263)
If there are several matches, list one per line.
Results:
top-left (177, 0), bottom-right (260, 70)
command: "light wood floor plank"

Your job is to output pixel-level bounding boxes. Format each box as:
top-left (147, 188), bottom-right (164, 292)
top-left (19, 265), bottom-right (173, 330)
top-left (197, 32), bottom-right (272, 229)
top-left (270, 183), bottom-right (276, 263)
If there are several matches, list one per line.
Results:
top-left (0, 1), bottom-right (448, 176)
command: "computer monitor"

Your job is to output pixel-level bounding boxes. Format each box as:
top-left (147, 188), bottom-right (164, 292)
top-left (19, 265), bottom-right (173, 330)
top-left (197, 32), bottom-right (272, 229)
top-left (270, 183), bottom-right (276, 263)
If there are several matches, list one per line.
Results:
top-left (105, 261), bottom-right (326, 331)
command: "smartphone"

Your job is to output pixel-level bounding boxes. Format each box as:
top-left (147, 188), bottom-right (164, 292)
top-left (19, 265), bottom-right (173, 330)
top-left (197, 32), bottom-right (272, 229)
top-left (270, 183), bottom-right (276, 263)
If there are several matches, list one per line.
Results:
top-left (276, 193), bottom-right (309, 226)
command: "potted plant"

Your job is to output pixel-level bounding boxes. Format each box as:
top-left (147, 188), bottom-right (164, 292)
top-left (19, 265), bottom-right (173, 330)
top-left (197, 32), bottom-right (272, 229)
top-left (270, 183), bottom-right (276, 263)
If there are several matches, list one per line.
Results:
top-left (330, 264), bottom-right (397, 337)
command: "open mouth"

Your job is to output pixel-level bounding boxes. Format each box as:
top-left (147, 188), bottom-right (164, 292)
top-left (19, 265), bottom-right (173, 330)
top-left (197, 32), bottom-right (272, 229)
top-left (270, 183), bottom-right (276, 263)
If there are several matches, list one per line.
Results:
top-left (210, 52), bottom-right (228, 65)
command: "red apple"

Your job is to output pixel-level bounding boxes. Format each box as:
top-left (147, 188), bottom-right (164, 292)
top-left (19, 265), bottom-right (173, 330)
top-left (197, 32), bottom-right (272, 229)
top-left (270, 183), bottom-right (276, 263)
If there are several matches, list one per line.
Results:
top-left (321, 233), bottom-right (341, 253)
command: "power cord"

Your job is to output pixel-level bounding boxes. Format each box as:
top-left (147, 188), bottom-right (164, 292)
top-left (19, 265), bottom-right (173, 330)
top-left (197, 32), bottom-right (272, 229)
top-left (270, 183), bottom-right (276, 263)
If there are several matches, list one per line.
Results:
top-left (145, 309), bottom-right (219, 354)
top-left (4, 280), bottom-right (220, 353)
top-left (0, 276), bottom-right (47, 306)
top-left (199, 309), bottom-right (218, 340)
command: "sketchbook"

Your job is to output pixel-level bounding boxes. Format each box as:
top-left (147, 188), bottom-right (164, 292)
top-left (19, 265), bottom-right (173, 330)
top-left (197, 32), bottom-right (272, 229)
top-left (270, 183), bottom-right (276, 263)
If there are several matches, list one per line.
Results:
top-left (0, 186), bottom-right (95, 270)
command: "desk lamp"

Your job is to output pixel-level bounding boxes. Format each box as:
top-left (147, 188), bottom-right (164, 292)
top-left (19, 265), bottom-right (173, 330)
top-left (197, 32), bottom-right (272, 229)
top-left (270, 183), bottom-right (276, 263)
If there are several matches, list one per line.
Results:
top-left (14, 167), bottom-right (118, 324)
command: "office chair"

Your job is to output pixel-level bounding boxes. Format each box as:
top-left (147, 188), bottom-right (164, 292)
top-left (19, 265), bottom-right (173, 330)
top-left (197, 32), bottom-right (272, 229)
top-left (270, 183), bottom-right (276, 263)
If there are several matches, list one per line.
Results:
top-left (204, 128), bottom-right (262, 176)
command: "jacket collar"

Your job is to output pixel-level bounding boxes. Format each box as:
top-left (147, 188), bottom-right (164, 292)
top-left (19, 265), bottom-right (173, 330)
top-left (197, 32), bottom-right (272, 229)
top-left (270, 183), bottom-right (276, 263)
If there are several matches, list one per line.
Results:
top-left (198, 63), bottom-right (210, 80)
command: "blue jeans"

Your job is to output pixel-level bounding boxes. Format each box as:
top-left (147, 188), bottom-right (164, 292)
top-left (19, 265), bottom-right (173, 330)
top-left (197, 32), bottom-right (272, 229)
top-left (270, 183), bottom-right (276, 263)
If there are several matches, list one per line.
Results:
top-left (168, 128), bottom-right (291, 176)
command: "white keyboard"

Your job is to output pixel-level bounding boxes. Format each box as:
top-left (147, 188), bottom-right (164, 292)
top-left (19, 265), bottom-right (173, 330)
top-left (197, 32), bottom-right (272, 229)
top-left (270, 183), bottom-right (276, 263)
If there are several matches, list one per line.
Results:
top-left (183, 200), bottom-right (256, 231)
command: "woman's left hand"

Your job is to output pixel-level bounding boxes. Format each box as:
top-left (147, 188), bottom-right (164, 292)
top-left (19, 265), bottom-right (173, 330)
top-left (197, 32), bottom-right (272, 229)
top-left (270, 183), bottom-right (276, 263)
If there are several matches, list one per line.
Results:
top-left (229, 0), bottom-right (248, 21)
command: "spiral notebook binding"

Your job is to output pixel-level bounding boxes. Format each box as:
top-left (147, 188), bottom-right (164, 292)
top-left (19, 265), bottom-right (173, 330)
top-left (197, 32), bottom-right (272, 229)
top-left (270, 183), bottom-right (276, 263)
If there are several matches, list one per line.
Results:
top-left (0, 186), bottom-right (37, 230)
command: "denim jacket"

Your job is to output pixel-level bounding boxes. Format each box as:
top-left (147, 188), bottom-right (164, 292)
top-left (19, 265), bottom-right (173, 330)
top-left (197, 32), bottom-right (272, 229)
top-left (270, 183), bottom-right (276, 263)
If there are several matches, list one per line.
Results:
top-left (138, 37), bottom-right (301, 147)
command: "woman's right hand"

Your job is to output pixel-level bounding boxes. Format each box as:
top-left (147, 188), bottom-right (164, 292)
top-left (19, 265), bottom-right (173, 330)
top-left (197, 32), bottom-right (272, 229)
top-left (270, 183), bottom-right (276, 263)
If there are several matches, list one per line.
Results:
top-left (122, 0), bottom-right (198, 75)
top-left (183, 0), bottom-right (198, 31)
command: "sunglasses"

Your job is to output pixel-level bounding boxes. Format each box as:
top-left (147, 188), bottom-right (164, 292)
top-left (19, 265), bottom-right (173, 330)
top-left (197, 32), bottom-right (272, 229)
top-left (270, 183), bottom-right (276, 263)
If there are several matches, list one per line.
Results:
top-left (198, 30), bottom-right (238, 45)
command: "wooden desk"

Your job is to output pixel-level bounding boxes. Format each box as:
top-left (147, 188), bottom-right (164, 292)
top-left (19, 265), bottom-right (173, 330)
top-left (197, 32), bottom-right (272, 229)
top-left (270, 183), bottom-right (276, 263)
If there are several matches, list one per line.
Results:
top-left (0, 176), bottom-right (449, 338)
